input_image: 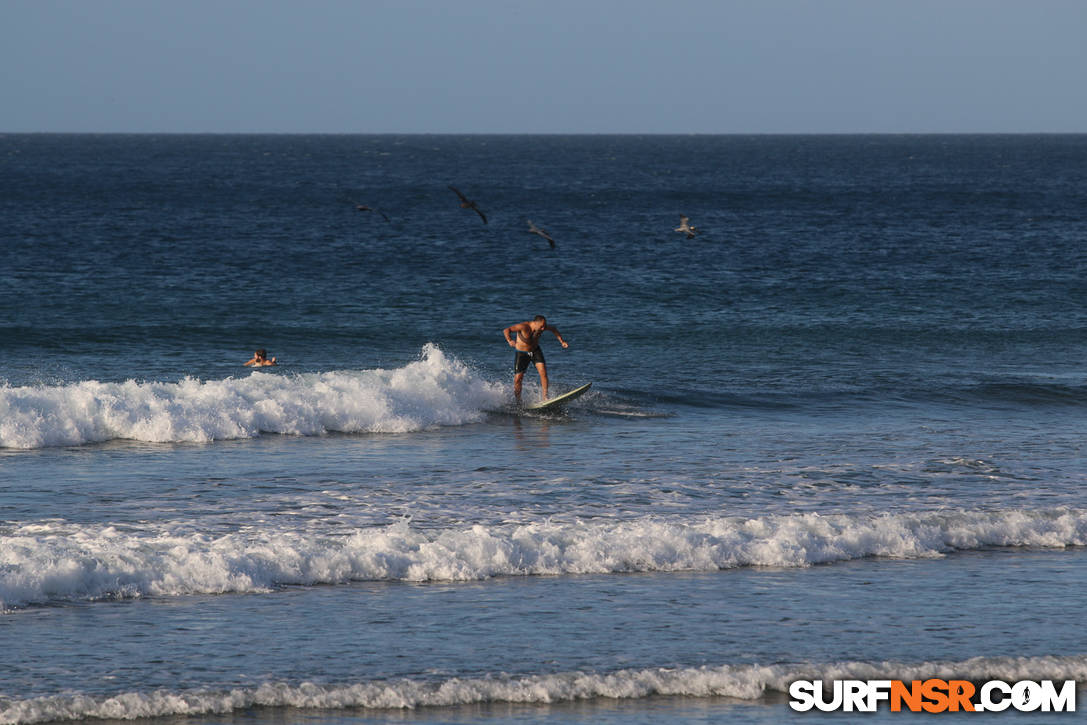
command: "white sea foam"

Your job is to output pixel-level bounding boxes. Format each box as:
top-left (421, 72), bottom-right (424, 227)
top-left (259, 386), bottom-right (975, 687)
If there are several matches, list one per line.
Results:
top-left (2, 508), bottom-right (1085, 610)
top-left (2, 655), bottom-right (1084, 724)
top-left (0, 344), bottom-right (504, 449)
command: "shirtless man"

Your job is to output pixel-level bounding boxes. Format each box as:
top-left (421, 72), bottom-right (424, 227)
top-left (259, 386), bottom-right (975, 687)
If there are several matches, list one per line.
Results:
top-left (503, 315), bottom-right (569, 402)
top-left (244, 349), bottom-right (277, 367)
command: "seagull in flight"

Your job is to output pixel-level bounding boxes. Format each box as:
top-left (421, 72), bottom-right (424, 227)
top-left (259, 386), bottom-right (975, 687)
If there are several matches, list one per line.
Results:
top-left (674, 215), bottom-right (698, 239)
top-left (448, 185), bottom-right (488, 224)
top-left (354, 202), bottom-right (390, 222)
top-left (526, 219), bottom-right (557, 248)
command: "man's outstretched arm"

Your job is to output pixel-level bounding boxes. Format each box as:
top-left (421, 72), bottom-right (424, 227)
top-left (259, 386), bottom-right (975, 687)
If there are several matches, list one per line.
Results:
top-left (547, 325), bottom-right (569, 348)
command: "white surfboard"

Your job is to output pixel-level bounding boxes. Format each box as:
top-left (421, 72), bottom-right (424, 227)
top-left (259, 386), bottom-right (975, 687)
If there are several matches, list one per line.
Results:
top-left (525, 382), bottom-right (592, 412)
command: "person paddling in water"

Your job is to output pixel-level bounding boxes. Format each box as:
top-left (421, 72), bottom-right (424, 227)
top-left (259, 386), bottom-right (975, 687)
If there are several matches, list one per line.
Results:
top-left (244, 348), bottom-right (277, 367)
top-left (503, 315), bottom-right (568, 402)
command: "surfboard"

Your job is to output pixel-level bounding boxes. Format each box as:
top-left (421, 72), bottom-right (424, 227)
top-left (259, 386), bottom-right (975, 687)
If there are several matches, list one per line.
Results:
top-left (525, 382), bottom-right (592, 412)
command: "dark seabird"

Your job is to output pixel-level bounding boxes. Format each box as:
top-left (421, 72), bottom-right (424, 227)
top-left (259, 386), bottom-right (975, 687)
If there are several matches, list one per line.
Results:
top-left (526, 219), bottom-right (557, 248)
top-left (674, 215), bottom-right (698, 239)
top-left (354, 202), bottom-right (390, 223)
top-left (448, 185), bottom-right (488, 224)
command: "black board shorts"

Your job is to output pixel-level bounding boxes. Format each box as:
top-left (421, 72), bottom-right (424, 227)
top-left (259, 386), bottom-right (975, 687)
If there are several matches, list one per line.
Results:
top-left (514, 347), bottom-right (545, 373)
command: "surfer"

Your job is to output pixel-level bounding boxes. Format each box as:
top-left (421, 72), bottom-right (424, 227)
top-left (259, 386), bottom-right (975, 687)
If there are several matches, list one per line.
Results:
top-left (503, 315), bottom-right (568, 402)
top-left (244, 349), bottom-right (277, 367)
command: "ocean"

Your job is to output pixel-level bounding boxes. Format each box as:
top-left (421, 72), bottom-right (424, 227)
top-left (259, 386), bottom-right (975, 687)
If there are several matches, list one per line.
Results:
top-left (2, 133), bottom-right (1086, 723)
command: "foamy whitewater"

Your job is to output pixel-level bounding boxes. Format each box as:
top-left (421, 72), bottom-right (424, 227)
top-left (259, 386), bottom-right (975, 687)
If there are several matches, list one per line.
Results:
top-left (5, 656), bottom-right (1086, 725)
top-left (0, 345), bottom-right (504, 448)
top-left (4, 134), bottom-right (1087, 724)
top-left (3, 509), bottom-right (1085, 611)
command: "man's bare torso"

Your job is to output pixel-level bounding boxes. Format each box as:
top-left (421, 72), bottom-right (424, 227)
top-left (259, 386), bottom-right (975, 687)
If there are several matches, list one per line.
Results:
top-left (513, 323), bottom-right (545, 352)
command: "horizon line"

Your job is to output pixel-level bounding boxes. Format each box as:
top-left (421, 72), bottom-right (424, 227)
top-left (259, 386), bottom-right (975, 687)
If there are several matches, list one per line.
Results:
top-left (3, 130), bottom-right (1086, 137)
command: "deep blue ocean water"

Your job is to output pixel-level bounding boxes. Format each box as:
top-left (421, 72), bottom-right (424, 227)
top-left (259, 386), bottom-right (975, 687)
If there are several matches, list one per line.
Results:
top-left (2, 134), bottom-right (1087, 723)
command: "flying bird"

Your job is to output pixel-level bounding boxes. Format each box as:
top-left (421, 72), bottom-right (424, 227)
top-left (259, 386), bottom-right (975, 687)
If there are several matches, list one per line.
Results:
top-left (526, 219), bottom-right (556, 248)
top-left (448, 185), bottom-right (488, 224)
top-left (674, 215), bottom-right (698, 239)
top-left (354, 202), bottom-right (390, 222)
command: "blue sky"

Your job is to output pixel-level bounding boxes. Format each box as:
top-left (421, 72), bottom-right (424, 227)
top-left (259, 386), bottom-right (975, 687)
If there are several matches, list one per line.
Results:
top-left (2, 0), bottom-right (1085, 133)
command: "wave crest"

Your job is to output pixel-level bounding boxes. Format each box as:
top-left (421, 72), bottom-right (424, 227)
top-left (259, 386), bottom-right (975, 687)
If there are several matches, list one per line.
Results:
top-left (2, 656), bottom-right (1084, 724)
top-left (3, 508), bottom-right (1084, 610)
top-left (0, 344), bottom-right (504, 448)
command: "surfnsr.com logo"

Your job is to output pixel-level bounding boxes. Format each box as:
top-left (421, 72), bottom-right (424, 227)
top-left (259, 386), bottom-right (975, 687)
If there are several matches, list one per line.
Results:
top-left (789, 679), bottom-right (1077, 713)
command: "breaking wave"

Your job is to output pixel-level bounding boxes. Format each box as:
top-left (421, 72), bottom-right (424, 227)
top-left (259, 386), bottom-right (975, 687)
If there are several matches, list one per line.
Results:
top-left (3, 508), bottom-right (1085, 610)
top-left (0, 344), bottom-right (504, 448)
top-left (1, 656), bottom-right (1084, 724)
